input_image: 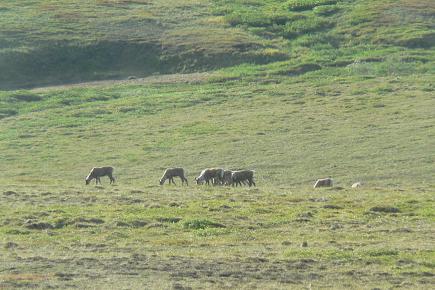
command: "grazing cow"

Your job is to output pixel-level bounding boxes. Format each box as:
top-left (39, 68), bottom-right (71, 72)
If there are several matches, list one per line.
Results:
top-left (85, 166), bottom-right (115, 185)
top-left (160, 168), bottom-right (188, 185)
top-left (195, 168), bottom-right (224, 185)
top-left (313, 177), bottom-right (333, 188)
top-left (351, 182), bottom-right (362, 188)
top-left (231, 170), bottom-right (255, 187)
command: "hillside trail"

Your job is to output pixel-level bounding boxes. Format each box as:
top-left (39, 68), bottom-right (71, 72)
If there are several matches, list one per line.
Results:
top-left (31, 72), bottom-right (212, 92)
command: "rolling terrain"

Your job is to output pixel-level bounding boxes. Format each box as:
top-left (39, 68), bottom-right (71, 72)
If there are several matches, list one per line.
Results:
top-left (0, 0), bottom-right (434, 289)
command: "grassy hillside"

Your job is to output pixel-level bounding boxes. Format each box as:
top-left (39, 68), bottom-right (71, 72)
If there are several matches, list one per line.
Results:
top-left (1, 0), bottom-right (434, 88)
top-left (0, 0), bottom-right (287, 89)
top-left (0, 0), bottom-right (434, 289)
top-left (0, 69), bottom-right (434, 186)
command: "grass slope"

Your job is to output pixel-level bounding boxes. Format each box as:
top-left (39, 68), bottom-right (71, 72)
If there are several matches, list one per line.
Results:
top-left (0, 0), bottom-right (286, 89)
top-left (1, 0), bottom-right (434, 88)
top-left (0, 0), bottom-right (434, 289)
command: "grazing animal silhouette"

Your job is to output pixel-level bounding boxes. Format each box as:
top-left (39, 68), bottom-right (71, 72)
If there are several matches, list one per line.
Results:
top-left (195, 168), bottom-right (224, 185)
top-left (160, 168), bottom-right (188, 185)
top-left (223, 170), bottom-right (233, 185)
top-left (85, 166), bottom-right (115, 185)
top-left (231, 170), bottom-right (256, 187)
top-left (313, 177), bottom-right (333, 188)
top-left (351, 182), bottom-right (362, 188)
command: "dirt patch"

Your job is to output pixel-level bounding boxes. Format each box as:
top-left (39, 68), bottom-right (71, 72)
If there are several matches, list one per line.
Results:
top-left (328, 186), bottom-right (344, 191)
top-left (75, 223), bottom-right (95, 228)
top-left (24, 220), bottom-right (53, 230)
top-left (0, 273), bottom-right (51, 282)
top-left (75, 217), bottom-right (105, 224)
top-left (147, 222), bottom-right (167, 228)
top-left (3, 191), bottom-right (18, 196)
top-left (323, 204), bottom-right (343, 209)
top-left (54, 272), bottom-right (76, 281)
top-left (276, 63), bottom-right (322, 76)
top-left (4, 242), bottom-right (18, 249)
top-left (309, 197), bottom-right (329, 202)
top-left (157, 217), bottom-right (182, 223)
top-left (370, 206), bottom-right (400, 213)
top-left (115, 221), bottom-right (130, 227)
top-left (295, 212), bottom-right (314, 222)
top-left (116, 220), bottom-right (148, 228)
top-left (130, 190), bottom-right (144, 194)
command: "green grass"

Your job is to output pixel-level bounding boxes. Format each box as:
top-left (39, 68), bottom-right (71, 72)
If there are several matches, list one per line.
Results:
top-left (0, 0), bottom-right (434, 288)
top-left (1, 0), bottom-right (434, 88)
top-left (0, 66), bottom-right (434, 288)
top-left (0, 184), bottom-right (433, 288)
top-left (287, 0), bottom-right (338, 12)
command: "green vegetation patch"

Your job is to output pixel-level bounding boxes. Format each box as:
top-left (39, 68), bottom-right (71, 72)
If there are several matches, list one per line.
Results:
top-left (287, 0), bottom-right (338, 12)
top-left (183, 219), bottom-right (226, 230)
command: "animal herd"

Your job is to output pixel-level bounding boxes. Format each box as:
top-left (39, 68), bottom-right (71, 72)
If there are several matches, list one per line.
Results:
top-left (85, 166), bottom-right (256, 187)
top-left (85, 167), bottom-right (361, 188)
top-left (159, 167), bottom-right (256, 187)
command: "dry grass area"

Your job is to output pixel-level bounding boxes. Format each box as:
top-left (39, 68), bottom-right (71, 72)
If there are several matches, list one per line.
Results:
top-left (1, 184), bottom-right (434, 289)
